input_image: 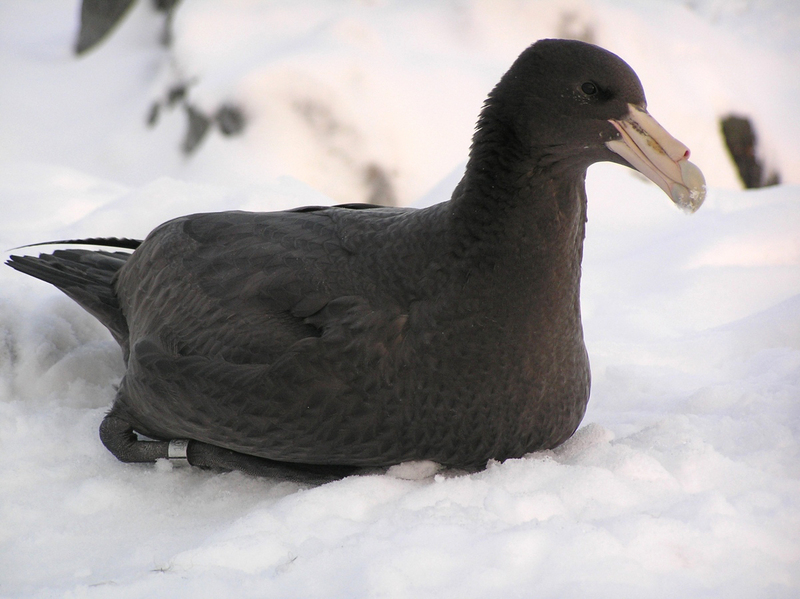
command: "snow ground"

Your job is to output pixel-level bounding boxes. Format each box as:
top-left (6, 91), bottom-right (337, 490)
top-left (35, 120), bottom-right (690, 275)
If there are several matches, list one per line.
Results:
top-left (0, 1), bottom-right (799, 597)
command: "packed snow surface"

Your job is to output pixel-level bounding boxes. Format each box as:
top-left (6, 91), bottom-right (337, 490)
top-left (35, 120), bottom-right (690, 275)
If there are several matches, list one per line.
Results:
top-left (1, 1), bottom-right (799, 597)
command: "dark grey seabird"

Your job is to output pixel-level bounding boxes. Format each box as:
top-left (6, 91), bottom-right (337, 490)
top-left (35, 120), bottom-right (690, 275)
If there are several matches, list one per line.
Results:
top-left (7, 39), bottom-right (706, 479)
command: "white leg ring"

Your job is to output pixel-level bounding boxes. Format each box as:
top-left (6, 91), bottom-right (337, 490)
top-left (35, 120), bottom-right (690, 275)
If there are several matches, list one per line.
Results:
top-left (168, 439), bottom-right (190, 461)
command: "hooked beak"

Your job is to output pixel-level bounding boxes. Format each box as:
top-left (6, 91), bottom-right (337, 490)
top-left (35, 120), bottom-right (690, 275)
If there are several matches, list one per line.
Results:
top-left (607, 104), bottom-right (706, 213)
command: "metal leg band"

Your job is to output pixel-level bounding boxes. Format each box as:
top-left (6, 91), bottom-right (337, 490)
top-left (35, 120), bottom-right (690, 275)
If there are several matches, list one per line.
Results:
top-left (168, 439), bottom-right (190, 461)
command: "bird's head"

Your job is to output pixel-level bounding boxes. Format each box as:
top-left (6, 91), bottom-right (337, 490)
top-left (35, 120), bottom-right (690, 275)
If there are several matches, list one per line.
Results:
top-left (475, 38), bottom-right (706, 213)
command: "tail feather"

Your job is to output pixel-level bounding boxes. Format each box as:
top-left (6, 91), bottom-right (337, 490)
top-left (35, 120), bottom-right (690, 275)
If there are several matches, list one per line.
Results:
top-left (10, 237), bottom-right (142, 251)
top-left (6, 249), bottom-right (132, 351)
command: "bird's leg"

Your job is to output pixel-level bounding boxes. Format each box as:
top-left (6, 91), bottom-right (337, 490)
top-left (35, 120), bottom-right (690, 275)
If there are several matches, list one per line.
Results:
top-left (185, 440), bottom-right (361, 482)
top-left (99, 413), bottom-right (360, 482)
top-left (99, 414), bottom-right (176, 462)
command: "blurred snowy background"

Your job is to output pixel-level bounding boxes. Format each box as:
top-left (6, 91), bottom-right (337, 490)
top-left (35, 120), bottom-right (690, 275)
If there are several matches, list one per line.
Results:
top-left (0, 1), bottom-right (798, 597)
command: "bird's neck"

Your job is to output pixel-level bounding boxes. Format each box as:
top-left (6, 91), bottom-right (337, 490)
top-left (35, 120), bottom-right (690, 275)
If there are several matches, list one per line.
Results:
top-left (449, 149), bottom-right (588, 266)
top-left (442, 136), bottom-right (589, 330)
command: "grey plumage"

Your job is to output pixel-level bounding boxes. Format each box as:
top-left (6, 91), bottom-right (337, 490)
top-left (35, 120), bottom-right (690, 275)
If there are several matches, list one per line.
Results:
top-left (7, 39), bottom-right (703, 475)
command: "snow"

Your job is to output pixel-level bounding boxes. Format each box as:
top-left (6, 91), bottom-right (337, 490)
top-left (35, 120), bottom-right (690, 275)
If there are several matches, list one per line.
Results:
top-left (1, 1), bottom-right (799, 597)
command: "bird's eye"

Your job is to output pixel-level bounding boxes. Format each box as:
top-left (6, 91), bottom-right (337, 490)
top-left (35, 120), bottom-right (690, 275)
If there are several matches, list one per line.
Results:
top-left (581, 82), bottom-right (598, 96)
